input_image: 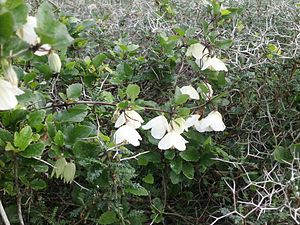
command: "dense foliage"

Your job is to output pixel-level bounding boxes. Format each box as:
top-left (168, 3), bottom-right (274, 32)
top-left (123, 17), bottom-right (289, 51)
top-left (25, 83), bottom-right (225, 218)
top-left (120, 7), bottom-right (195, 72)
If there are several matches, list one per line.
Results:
top-left (0, 0), bottom-right (300, 224)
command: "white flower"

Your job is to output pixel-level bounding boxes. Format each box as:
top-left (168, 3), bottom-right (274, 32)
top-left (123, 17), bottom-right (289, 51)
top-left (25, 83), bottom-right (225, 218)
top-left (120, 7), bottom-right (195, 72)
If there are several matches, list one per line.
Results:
top-left (16, 16), bottom-right (39, 46)
top-left (195, 111), bottom-right (226, 132)
top-left (158, 130), bottom-right (188, 151)
top-left (201, 56), bottom-right (228, 71)
top-left (180, 85), bottom-right (200, 100)
top-left (48, 52), bottom-right (62, 73)
top-left (186, 43), bottom-right (209, 60)
top-left (115, 110), bottom-right (144, 129)
top-left (169, 118), bottom-right (187, 133)
top-left (4, 65), bottom-right (18, 86)
top-left (142, 115), bottom-right (169, 139)
top-left (34, 44), bottom-right (52, 56)
top-left (114, 125), bottom-right (142, 146)
top-left (0, 79), bottom-right (24, 110)
top-left (199, 82), bottom-right (213, 100)
top-left (185, 114), bottom-right (200, 129)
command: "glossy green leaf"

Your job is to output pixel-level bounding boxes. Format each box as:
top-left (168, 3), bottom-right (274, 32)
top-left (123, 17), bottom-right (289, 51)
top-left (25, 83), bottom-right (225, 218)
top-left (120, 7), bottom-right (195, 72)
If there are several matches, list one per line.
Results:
top-left (19, 142), bottom-right (45, 158)
top-left (179, 148), bottom-right (200, 162)
top-left (126, 84), bottom-right (140, 100)
top-left (0, 11), bottom-right (14, 43)
top-left (67, 83), bottom-right (83, 100)
top-left (98, 211), bottom-right (118, 225)
top-left (182, 162), bottom-right (194, 179)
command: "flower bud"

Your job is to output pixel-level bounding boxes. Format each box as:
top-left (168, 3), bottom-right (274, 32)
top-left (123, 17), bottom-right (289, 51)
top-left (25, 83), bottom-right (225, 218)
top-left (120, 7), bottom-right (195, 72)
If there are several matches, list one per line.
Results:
top-left (48, 52), bottom-right (61, 73)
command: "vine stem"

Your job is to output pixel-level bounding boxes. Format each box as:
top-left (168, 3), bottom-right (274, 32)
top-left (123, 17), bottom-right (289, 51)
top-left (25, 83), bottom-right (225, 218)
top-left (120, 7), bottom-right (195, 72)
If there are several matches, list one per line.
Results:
top-left (14, 157), bottom-right (24, 225)
top-left (0, 200), bottom-right (10, 225)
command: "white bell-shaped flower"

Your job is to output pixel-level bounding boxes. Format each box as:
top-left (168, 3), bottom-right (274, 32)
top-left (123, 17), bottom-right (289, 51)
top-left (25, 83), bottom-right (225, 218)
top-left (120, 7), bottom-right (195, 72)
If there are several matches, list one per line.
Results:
top-left (142, 115), bottom-right (169, 139)
top-left (185, 114), bottom-right (201, 129)
top-left (0, 79), bottom-right (24, 110)
top-left (186, 43), bottom-right (209, 60)
top-left (114, 125), bottom-right (142, 146)
top-left (48, 52), bottom-right (62, 73)
top-left (4, 65), bottom-right (18, 86)
top-left (16, 16), bottom-right (39, 46)
top-left (195, 111), bottom-right (226, 132)
top-left (158, 130), bottom-right (188, 151)
top-left (201, 56), bottom-right (228, 71)
top-left (34, 44), bottom-right (52, 56)
top-left (115, 110), bottom-right (144, 129)
top-left (169, 118), bottom-right (187, 133)
top-left (180, 85), bottom-right (200, 100)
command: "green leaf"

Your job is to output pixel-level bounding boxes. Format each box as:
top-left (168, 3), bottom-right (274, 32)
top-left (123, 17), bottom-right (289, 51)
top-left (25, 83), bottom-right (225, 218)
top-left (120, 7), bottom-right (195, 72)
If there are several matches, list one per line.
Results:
top-left (174, 94), bottom-right (189, 105)
top-left (63, 162), bottom-right (76, 183)
top-left (98, 211), bottom-right (118, 225)
top-left (164, 150), bottom-right (175, 160)
top-left (19, 142), bottom-right (45, 158)
top-left (67, 83), bottom-right (83, 100)
top-left (10, 2), bottom-right (28, 28)
top-left (182, 162), bottom-right (194, 179)
top-left (92, 53), bottom-right (107, 67)
top-left (73, 141), bottom-right (99, 158)
top-left (274, 146), bottom-right (293, 163)
top-left (215, 39), bottom-right (233, 50)
top-left (64, 124), bottom-right (93, 146)
top-left (36, 2), bottom-right (73, 48)
top-left (54, 130), bottom-right (64, 147)
top-left (125, 184), bottom-right (148, 196)
top-left (169, 170), bottom-right (181, 184)
top-left (30, 178), bottom-right (47, 190)
top-left (55, 105), bottom-right (88, 123)
top-left (170, 158), bottom-right (182, 175)
top-left (126, 84), bottom-right (140, 100)
top-left (14, 126), bottom-right (32, 151)
top-left (0, 11), bottom-right (14, 43)
top-left (27, 110), bottom-right (46, 132)
top-left (179, 148), bottom-right (200, 162)
top-left (142, 173), bottom-right (154, 184)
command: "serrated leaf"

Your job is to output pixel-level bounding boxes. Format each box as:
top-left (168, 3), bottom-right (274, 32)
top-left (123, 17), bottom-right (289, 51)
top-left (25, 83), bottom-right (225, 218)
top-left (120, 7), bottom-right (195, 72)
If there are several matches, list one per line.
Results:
top-left (19, 142), bottom-right (45, 158)
top-left (67, 83), bottom-right (83, 100)
top-left (27, 110), bottom-right (46, 132)
top-left (169, 170), bottom-right (181, 184)
top-left (164, 150), bottom-right (175, 160)
top-left (274, 146), bottom-right (293, 163)
top-left (14, 126), bottom-right (32, 151)
top-left (30, 178), bottom-right (47, 190)
top-left (54, 130), bottom-right (64, 147)
top-left (0, 11), bottom-right (14, 43)
top-left (55, 105), bottom-right (88, 123)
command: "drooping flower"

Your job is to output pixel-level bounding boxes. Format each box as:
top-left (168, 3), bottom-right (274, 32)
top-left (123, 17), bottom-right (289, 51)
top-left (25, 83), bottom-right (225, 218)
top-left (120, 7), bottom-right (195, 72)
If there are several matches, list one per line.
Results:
top-left (186, 43), bottom-right (209, 60)
top-left (0, 79), bottom-right (24, 110)
top-left (34, 44), bottom-right (52, 56)
top-left (142, 115), bottom-right (169, 139)
top-left (114, 125), bottom-right (142, 146)
top-left (169, 117), bottom-right (187, 133)
top-left (195, 111), bottom-right (226, 132)
top-left (201, 56), bottom-right (228, 71)
top-left (48, 52), bottom-right (62, 73)
top-left (115, 110), bottom-right (144, 129)
top-left (180, 85), bottom-right (200, 100)
top-left (185, 114), bottom-right (201, 129)
top-left (16, 16), bottom-right (39, 46)
top-left (158, 130), bottom-right (188, 151)
top-left (3, 65), bottom-right (24, 95)
top-left (199, 82), bottom-right (213, 100)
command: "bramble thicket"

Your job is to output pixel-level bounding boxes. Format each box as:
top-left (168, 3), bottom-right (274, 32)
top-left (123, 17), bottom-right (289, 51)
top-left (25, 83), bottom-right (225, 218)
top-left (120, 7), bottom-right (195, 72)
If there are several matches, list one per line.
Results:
top-left (0, 0), bottom-right (300, 224)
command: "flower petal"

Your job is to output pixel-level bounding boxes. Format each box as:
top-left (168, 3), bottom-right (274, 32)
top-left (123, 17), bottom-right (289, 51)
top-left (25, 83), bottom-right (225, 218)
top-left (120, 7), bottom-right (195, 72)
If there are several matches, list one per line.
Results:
top-left (180, 85), bottom-right (200, 100)
top-left (114, 125), bottom-right (142, 146)
top-left (115, 112), bottom-right (126, 128)
top-left (142, 115), bottom-right (169, 139)
top-left (158, 132), bottom-right (173, 150)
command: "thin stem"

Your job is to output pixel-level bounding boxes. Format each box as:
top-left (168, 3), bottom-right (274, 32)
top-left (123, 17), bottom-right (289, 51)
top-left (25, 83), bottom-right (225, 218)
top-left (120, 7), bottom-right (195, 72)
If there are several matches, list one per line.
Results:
top-left (14, 157), bottom-right (24, 225)
top-left (0, 200), bottom-right (10, 225)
